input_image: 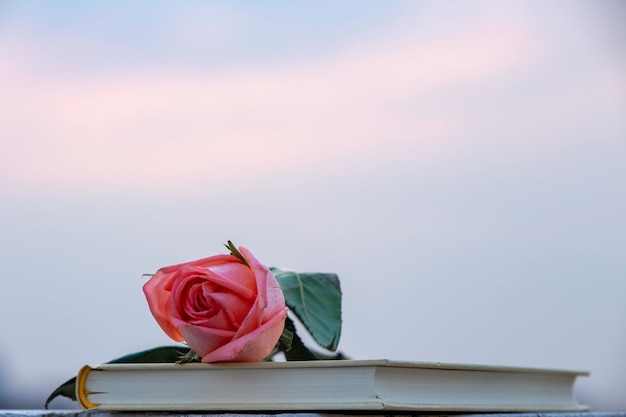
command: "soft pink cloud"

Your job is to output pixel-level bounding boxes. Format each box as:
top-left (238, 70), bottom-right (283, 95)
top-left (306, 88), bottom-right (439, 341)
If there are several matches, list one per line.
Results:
top-left (0, 21), bottom-right (533, 191)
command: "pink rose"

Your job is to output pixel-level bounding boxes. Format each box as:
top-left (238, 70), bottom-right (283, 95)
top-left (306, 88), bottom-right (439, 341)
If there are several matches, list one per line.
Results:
top-left (143, 246), bottom-right (288, 362)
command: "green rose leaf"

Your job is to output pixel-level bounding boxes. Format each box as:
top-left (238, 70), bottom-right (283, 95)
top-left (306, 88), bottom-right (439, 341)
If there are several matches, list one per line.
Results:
top-left (271, 267), bottom-right (342, 351)
top-left (280, 316), bottom-right (346, 361)
top-left (44, 376), bottom-right (76, 410)
top-left (45, 345), bottom-right (191, 408)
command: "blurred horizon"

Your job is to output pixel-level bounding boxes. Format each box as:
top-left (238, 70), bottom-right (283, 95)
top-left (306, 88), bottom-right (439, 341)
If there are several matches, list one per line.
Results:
top-left (1, 0), bottom-right (625, 411)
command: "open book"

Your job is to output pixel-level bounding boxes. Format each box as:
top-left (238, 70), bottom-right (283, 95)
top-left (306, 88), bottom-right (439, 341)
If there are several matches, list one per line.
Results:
top-left (76, 359), bottom-right (588, 412)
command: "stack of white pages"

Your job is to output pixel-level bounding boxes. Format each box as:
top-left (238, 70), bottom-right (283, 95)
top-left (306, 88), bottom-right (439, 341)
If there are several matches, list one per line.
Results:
top-left (76, 359), bottom-right (588, 412)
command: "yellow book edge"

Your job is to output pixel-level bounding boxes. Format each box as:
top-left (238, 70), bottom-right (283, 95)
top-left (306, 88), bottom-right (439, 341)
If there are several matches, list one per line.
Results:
top-left (76, 365), bottom-right (99, 410)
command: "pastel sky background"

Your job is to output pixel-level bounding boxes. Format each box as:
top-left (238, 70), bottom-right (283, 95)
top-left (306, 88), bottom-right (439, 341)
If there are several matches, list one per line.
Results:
top-left (0, 0), bottom-right (624, 411)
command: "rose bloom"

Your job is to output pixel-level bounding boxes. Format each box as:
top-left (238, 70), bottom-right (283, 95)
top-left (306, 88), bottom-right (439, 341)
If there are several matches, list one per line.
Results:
top-left (143, 246), bottom-right (288, 362)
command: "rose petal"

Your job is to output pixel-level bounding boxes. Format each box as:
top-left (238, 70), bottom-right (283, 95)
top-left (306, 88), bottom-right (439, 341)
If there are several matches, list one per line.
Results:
top-left (185, 265), bottom-right (256, 300)
top-left (239, 247), bottom-right (269, 308)
top-left (233, 247), bottom-right (286, 340)
top-left (183, 308), bottom-right (237, 330)
top-left (143, 268), bottom-right (185, 341)
top-left (207, 291), bottom-right (250, 326)
top-left (200, 306), bottom-right (288, 362)
top-left (178, 322), bottom-right (237, 358)
top-left (207, 261), bottom-right (257, 293)
top-left (169, 274), bottom-right (209, 321)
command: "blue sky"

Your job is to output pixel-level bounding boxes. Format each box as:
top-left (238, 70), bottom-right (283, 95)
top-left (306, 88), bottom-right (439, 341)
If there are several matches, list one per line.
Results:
top-left (0, 0), bottom-right (624, 410)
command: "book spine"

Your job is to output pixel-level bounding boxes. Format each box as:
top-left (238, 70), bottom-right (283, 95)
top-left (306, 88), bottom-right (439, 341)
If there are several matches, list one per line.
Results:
top-left (76, 365), bottom-right (98, 410)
